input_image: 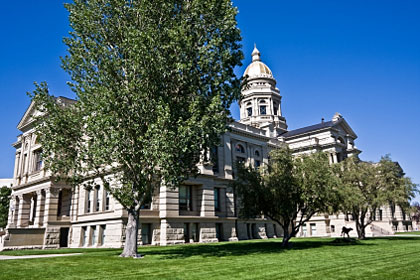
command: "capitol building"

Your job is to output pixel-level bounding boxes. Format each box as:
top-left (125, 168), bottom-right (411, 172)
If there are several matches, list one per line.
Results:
top-left (0, 47), bottom-right (412, 250)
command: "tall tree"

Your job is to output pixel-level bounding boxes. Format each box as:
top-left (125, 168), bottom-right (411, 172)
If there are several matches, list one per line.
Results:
top-left (30, 0), bottom-right (242, 258)
top-left (232, 148), bottom-right (339, 247)
top-left (0, 186), bottom-right (12, 229)
top-left (336, 156), bottom-right (417, 239)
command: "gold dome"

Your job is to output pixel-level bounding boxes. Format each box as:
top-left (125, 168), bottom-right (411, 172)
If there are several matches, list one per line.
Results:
top-left (243, 45), bottom-right (273, 78)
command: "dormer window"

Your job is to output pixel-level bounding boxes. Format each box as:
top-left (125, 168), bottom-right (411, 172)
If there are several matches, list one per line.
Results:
top-left (260, 106), bottom-right (267, 115)
top-left (247, 107), bottom-right (252, 117)
top-left (235, 144), bottom-right (245, 153)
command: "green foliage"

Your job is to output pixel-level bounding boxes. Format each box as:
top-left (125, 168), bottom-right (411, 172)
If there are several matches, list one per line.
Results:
top-left (335, 155), bottom-right (418, 239)
top-left (29, 0), bottom-right (243, 256)
top-left (232, 148), bottom-right (340, 246)
top-left (0, 186), bottom-right (12, 228)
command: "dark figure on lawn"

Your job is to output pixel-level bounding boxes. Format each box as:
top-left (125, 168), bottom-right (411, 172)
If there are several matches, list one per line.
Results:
top-left (341, 226), bottom-right (353, 238)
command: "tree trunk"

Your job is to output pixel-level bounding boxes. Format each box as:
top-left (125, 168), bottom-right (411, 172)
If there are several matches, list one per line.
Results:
top-left (120, 209), bottom-right (141, 258)
top-left (281, 223), bottom-right (292, 248)
top-left (356, 220), bottom-right (366, 239)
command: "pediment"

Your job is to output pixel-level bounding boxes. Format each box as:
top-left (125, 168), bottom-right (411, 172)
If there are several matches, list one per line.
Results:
top-left (332, 118), bottom-right (357, 139)
top-left (17, 101), bottom-right (42, 130)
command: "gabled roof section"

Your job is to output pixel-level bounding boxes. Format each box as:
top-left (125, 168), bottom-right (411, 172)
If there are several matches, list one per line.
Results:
top-left (280, 121), bottom-right (334, 138)
top-left (280, 112), bottom-right (358, 139)
top-left (17, 96), bottom-right (76, 131)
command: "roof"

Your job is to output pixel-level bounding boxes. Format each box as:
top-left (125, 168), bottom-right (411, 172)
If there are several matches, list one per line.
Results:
top-left (280, 121), bottom-right (334, 138)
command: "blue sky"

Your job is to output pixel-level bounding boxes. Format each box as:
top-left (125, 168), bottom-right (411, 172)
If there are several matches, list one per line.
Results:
top-left (0, 1), bottom-right (419, 200)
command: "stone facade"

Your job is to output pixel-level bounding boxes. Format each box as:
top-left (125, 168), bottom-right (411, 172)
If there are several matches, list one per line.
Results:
top-left (0, 47), bottom-right (414, 251)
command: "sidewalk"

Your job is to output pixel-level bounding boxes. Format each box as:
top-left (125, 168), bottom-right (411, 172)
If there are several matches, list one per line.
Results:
top-left (0, 253), bottom-right (82, 260)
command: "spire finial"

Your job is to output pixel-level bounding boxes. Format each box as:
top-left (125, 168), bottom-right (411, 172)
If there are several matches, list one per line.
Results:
top-left (252, 44), bottom-right (261, 62)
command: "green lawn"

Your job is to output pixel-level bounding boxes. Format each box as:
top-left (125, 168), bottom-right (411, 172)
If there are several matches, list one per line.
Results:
top-left (1, 237), bottom-right (420, 280)
top-left (395, 231), bottom-right (420, 235)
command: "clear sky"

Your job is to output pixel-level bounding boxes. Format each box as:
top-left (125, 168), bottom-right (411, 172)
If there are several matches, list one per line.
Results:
top-left (0, 1), bottom-right (419, 200)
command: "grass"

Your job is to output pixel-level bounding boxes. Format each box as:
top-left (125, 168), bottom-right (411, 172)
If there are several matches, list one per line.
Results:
top-left (1, 237), bottom-right (420, 279)
top-left (395, 231), bottom-right (420, 235)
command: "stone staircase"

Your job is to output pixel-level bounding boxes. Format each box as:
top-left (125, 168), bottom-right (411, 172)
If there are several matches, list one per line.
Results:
top-left (370, 224), bottom-right (394, 236)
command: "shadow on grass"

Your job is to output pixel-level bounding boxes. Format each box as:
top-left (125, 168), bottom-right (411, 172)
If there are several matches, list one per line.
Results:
top-left (141, 238), bottom-right (371, 260)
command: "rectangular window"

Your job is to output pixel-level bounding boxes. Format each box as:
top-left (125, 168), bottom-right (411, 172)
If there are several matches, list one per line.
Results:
top-left (82, 226), bottom-right (88, 246)
top-left (33, 150), bottom-right (43, 172)
top-left (95, 186), bottom-right (100, 212)
top-left (379, 209), bottom-right (383, 221)
top-left (302, 224), bottom-right (307, 237)
top-left (214, 188), bottom-right (220, 212)
top-left (105, 190), bottom-right (110, 211)
top-left (310, 223), bottom-right (316, 236)
top-left (273, 106), bottom-right (278, 116)
top-left (210, 146), bottom-right (219, 173)
top-left (192, 223), bottom-right (199, 242)
top-left (179, 185), bottom-right (192, 211)
top-left (184, 223), bottom-right (190, 243)
top-left (87, 189), bottom-right (92, 213)
top-left (100, 225), bottom-right (106, 246)
top-left (260, 105), bottom-right (266, 115)
top-left (141, 223), bottom-right (152, 245)
top-left (91, 226), bottom-right (97, 246)
top-left (331, 225), bottom-right (335, 233)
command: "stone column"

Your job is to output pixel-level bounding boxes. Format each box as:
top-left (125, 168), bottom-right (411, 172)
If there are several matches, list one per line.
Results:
top-left (34, 190), bottom-right (44, 227)
top-left (17, 194), bottom-right (30, 228)
top-left (223, 134), bottom-right (232, 179)
top-left (13, 152), bottom-right (20, 180)
top-left (43, 188), bottom-right (60, 225)
top-left (200, 185), bottom-right (215, 217)
top-left (70, 186), bottom-right (79, 222)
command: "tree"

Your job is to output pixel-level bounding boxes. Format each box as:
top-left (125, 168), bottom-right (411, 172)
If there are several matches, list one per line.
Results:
top-left (232, 148), bottom-right (339, 247)
top-left (336, 156), bottom-right (417, 239)
top-left (0, 186), bottom-right (12, 229)
top-left (30, 0), bottom-right (242, 258)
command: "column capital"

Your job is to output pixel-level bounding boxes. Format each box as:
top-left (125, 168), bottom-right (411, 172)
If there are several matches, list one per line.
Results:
top-left (36, 189), bottom-right (43, 196)
top-left (18, 194), bottom-right (24, 200)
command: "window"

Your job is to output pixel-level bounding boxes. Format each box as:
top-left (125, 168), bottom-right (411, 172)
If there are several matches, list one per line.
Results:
top-left (379, 209), bottom-right (383, 221)
top-left (235, 144), bottom-right (245, 153)
top-left (214, 188), bottom-right (220, 212)
top-left (302, 224), bottom-right (307, 237)
top-left (87, 189), bottom-right (92, 213)
top-left (331, 225), bottom-right (335, 233)
top-left (247, 107), bottom-right (252, 117)
top-left (91, 226), bottom-right (97, 246)
top-left (33, 150), bottom-right (43, 172)
top-left (210, 146), bottom-right (219, 173)
top-left (310, 223), bottom-right (317, 236)
top-left (184, 223), bottom-right (190, 243)
top-left (95, 186), bottom-right (100, 212)
top-left (192, 223), bottom-right (199, 242)
top-left (142, 223), bottom-right (152, 245)
top-left (100, 225), bottom-right (106, 246)
top-left (273, 103), bottom-right (278, 115)
top-left (179, 185), bottom-right (192, 211)
top-left (254, 150), bottom-right (260, 157)
top-left (259, 105), bottom-right (267, 115)
top-left (82, 226), bottom-right (88, 246)
top-left (255, 160), bottom-right (261, 168)
top-left (105, 190), bottom-right (110, 211)
top-left (57, 190), bottom-right (63, 216)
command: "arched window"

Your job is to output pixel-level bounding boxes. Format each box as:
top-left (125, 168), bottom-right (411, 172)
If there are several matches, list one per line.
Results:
top-left (235, 144), bottom-right (245, 153)
top-left (254, 150), bottom-right (260, 157)
top-left (337, 137), bottom-right (345, 144)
